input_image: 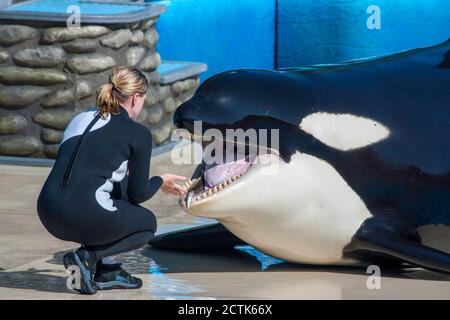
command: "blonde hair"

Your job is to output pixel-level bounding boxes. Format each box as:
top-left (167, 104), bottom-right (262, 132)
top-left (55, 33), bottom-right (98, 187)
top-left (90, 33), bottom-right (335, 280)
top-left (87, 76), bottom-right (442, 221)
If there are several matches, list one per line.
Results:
top-left (96, 66), bottom-right (149, 118)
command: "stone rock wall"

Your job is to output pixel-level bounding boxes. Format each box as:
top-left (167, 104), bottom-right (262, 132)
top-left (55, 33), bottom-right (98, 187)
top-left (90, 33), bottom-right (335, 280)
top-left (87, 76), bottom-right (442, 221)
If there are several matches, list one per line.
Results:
top-left (0, 19), bottom-right (199, 158)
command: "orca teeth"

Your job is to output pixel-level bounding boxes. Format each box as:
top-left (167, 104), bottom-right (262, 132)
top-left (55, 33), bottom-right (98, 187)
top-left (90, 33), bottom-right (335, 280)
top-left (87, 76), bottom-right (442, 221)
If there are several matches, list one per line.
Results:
top-left (180, 161), bottom-right (260, 209)
top-left (179, 148), bottom-right (282, 209)
top-left (185, 171), bottom-right (245, 205)
top-left (185, 178), bottom-right (200, 192)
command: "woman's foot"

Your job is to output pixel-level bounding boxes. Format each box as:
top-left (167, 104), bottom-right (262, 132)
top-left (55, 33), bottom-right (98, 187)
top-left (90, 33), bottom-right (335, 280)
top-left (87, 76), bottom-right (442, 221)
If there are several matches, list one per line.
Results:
top-left (63, 248), bottom-right (97, 295)
top-left (94, 263), bottom-right (143, 290)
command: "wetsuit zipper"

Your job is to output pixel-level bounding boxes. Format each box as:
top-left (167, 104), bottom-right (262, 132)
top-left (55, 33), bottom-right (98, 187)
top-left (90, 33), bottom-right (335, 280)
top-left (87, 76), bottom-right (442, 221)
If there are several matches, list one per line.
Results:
top-left (62, 112), bottom-right (101, 188)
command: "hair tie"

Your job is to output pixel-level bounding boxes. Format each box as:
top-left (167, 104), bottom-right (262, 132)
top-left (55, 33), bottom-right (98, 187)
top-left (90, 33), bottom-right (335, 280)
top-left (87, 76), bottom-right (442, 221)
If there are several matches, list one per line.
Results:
top-left (108, 80), bottom-right (116, 89)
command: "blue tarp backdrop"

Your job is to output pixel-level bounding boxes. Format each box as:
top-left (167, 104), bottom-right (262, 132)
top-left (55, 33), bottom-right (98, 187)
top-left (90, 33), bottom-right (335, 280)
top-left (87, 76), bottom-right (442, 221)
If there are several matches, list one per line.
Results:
top-left (277, 0), bottom-right (450, 67)
top-left (149, 0), bottom-right (450, 79)
top-left (149, 0), bottom-right (275, 81)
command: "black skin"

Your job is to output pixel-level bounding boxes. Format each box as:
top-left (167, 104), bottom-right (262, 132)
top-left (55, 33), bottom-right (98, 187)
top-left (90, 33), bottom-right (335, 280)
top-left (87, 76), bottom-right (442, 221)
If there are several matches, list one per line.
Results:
top-left (151, 39), bottom-right (450, 274)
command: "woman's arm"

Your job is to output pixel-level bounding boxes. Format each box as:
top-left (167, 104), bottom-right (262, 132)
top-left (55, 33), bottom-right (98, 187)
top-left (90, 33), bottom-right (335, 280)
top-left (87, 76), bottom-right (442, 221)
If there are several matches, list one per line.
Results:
top-left (127, 127), bottom-right (163, 204)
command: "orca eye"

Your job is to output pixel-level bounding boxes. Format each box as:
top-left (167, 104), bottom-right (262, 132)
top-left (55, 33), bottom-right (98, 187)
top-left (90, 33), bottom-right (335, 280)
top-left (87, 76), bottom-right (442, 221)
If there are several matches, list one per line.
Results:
top-left (299, 112), bottom-right (390, 151)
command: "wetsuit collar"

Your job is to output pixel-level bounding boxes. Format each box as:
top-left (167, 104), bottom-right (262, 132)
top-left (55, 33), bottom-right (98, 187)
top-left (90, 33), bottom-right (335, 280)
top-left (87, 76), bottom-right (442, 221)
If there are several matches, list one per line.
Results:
top-left (118, 105), bottom-right (130, 118)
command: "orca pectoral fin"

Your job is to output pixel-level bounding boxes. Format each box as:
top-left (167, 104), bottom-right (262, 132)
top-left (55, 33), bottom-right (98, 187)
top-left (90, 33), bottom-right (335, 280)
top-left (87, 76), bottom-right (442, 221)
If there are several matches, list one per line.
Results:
top-left (148, 222), bottom-right (245, 251)
top-left (344, 221), bottom-right (450, 275)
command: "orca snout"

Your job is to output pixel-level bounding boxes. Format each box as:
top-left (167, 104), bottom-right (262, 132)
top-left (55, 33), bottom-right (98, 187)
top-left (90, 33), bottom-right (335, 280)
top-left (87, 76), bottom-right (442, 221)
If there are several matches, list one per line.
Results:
top-left (173, 101), bottom-right (196, 133)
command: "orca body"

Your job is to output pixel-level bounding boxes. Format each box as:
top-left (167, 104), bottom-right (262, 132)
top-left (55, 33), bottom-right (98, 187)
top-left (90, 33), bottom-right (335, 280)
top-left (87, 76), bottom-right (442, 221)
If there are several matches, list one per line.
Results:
top-left (150, 40), bottom-right (450, 274)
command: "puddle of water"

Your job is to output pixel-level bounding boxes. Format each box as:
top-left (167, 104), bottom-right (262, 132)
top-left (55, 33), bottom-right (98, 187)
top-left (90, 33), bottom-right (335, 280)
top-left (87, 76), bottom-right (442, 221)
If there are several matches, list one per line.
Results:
top-left (140, 243), bottom-right (285, 299)
top-left (234, 245), bottom-right (284, 270)
top-left (146, 260), bottom-right (215, 300)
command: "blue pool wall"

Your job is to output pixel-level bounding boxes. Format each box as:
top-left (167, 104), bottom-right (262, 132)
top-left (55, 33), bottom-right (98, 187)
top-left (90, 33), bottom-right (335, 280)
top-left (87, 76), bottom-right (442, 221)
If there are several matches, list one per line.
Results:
top-left (147, 0), bottom-right (276, 81)
top-left (277, 0), bottom-right (450, 68)
top-left (147, 0), bottom-right (450, 79)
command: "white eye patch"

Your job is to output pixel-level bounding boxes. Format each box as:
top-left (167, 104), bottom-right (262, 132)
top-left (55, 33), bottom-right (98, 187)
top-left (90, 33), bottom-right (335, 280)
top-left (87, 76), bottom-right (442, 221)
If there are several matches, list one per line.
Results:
top-left (299, 112), bottom-right (390, 151)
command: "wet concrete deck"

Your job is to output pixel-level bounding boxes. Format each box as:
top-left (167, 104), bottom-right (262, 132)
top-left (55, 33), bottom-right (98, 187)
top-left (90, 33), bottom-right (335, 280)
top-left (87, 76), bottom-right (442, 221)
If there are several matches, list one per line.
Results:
top-left (1, 149), bottom-right (450, 299)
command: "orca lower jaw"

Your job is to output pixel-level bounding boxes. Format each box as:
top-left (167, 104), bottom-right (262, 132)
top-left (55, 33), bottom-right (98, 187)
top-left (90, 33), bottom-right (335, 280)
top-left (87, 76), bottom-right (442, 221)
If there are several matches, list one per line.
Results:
top-left (179, 164), bottom-right (247, 210)
top-left (179, 149), bottom-right (283, 211)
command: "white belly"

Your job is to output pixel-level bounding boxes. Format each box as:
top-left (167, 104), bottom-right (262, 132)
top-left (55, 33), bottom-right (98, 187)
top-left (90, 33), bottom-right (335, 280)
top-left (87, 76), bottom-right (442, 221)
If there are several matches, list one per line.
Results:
top-left (208, 152), bottom-right (373, 265)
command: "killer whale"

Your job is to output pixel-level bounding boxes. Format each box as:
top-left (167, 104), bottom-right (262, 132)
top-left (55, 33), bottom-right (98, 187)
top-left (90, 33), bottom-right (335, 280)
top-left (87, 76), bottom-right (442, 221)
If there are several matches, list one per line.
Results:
top-left (149, 39), bottom-right (450, 274)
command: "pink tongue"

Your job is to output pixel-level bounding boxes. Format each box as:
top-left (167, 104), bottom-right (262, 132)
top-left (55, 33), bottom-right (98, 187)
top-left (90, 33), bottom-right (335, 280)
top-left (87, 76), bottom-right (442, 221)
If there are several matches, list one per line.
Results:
top-left (204, 157), bottom-right (251, 189)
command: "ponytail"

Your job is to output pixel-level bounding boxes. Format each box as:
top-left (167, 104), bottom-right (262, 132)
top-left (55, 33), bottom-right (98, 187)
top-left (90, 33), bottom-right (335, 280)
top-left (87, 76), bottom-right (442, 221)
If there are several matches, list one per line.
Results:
top-left (95, 66), bottom-right (149, 118)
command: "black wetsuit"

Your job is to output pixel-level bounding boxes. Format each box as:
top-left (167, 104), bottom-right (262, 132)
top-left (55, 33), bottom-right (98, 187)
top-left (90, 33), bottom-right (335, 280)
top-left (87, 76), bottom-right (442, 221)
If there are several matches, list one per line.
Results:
top-left (37, 105), bottom-right (162, 261)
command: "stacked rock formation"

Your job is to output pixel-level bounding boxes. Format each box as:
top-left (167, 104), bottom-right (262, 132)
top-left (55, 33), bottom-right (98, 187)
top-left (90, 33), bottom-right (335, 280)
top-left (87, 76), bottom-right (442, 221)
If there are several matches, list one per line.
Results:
top-left (0, 18), bottom-right (200, 158)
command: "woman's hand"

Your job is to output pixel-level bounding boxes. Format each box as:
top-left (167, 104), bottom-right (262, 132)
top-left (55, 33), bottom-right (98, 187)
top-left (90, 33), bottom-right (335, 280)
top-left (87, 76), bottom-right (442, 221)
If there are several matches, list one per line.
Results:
top-left (160, 173), bottom-right (188, 197)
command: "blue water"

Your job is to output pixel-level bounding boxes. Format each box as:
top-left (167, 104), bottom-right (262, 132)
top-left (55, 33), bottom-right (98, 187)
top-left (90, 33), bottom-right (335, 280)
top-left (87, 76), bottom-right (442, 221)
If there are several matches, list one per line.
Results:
top-left (277, 0), bottom-right (450, 67)
top-left (147, 0), bottom-right (276, 81)
top-left (147, 260), bottom-right (214, 299)
top-left (6, 0), bottom-right (143, 14)
top-left (148, 0), bottom-right (450, 80)
top-left (234, 245), bottom-right (284, 271)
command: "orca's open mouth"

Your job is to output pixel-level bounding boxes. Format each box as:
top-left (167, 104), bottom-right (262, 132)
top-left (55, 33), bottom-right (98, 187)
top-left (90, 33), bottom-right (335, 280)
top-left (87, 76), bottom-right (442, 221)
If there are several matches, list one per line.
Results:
top-left (175, 129), bottom-right (282, 209)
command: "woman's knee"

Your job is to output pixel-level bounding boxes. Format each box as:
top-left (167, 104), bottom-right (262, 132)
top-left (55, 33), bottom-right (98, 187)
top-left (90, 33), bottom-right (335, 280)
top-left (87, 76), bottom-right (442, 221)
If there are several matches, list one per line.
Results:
top-left (143, 210), bottom-right (157, 234)
top-left (136, 230), bottom-right (155, 247)
top-left (136, 206), bottom-right (157, 234)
